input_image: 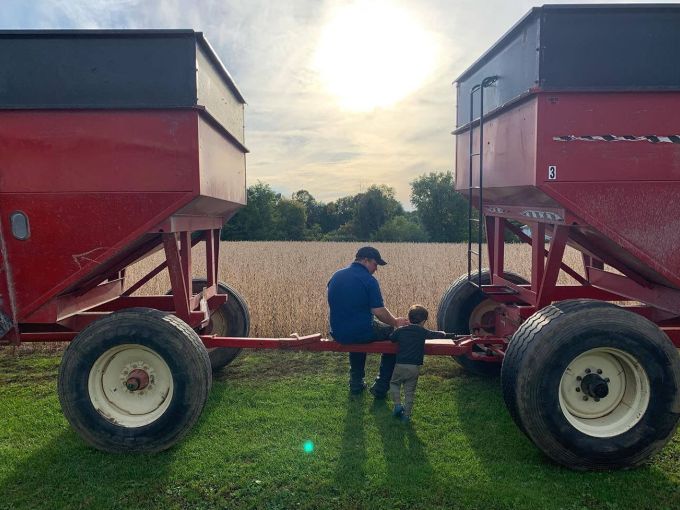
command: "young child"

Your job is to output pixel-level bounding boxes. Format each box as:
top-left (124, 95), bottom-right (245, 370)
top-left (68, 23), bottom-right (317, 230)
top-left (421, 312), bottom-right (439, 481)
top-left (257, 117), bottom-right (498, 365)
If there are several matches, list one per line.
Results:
top-left (389, 304), bottom-right (455, 422)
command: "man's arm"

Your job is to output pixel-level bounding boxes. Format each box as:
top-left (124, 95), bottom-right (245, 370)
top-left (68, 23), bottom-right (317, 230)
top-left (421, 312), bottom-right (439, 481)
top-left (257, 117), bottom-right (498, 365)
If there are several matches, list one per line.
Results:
top-left (372, 307), bottom-right (409, 328)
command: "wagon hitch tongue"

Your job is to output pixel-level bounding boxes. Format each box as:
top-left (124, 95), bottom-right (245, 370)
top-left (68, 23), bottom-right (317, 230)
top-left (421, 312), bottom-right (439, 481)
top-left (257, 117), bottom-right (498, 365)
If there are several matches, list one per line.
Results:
top-left (125, 369), bottom-right (150, 392)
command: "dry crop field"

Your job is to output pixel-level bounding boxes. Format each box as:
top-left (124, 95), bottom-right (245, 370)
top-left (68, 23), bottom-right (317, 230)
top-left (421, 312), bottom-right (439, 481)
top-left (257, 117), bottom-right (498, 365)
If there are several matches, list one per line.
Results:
top-left (128, 241), bottom-right (584, 338)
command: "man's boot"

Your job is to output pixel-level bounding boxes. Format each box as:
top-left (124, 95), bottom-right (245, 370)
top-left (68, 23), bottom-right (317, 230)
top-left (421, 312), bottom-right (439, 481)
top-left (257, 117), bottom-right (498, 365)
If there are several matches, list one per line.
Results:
top-left (350, 379), bottom-right (367, 394)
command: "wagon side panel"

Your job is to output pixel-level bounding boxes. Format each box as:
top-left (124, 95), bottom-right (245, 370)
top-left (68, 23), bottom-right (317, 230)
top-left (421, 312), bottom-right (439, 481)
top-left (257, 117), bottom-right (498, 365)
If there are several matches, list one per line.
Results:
top-left (0, 110), bottom-right (203, 320)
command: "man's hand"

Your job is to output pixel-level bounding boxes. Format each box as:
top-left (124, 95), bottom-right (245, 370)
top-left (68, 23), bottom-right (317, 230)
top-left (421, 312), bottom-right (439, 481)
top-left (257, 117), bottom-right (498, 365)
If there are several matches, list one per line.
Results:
top-left (372, 307), bottom-right (409, 328)
top-left (395, 317), bottom-right (409, 328)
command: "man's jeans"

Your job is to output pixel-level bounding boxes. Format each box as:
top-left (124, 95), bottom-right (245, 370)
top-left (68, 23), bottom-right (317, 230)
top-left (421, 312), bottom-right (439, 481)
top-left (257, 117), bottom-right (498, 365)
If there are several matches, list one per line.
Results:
top-left (346, 320), bottom-right (396, 394)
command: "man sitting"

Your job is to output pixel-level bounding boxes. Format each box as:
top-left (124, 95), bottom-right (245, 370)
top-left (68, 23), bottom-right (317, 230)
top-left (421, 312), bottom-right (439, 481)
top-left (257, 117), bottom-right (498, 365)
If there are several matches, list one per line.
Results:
top-left (327, 246), bottom-right (408, 397)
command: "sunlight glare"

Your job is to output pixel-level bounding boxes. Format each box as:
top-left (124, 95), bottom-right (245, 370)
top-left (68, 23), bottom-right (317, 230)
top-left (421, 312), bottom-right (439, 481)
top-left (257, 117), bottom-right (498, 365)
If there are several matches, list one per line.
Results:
top-left (314, 0), bottom-right (439, 112)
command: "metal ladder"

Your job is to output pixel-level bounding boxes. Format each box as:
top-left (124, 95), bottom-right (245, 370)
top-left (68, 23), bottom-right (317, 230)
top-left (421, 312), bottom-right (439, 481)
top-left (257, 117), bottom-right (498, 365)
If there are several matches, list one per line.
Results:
top-left (467, 76), bottom-right (498, 287)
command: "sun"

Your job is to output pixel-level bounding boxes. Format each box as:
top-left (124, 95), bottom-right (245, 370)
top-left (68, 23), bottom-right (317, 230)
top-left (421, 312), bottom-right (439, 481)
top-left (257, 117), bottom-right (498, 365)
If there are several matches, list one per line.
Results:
top-left (313, 0), bottom-right (439, 112)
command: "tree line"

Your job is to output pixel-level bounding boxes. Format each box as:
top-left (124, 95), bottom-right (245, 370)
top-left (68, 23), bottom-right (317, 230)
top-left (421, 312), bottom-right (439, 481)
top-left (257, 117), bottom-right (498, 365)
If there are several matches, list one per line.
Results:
top-left (220, 171), bottom-right (474, 243)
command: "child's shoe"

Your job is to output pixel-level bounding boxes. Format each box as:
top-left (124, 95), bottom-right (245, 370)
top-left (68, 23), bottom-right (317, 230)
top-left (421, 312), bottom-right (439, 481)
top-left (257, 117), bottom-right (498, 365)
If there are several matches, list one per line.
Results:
top-left (391, 404), bottom-right (404, 418)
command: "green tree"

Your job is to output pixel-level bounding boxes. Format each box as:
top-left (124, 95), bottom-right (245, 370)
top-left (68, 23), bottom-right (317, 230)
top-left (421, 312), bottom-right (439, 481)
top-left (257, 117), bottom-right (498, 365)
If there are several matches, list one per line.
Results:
top-left (373, 216), bottom-right (428, 242)
top-left (410, 172), bottom-right (469, 242)
top-left (273, 198), bottom-right (307, 240)
top-left (321, 222), bottom-right (358, 241)
top-left (353, 185), bottom-right (403, 240)
top-left (291, 190), bottom-right (323, 230)
top-left (221, 182), bottom-right (279, 240)
top-left (318, 195), bottom-right (358, 234)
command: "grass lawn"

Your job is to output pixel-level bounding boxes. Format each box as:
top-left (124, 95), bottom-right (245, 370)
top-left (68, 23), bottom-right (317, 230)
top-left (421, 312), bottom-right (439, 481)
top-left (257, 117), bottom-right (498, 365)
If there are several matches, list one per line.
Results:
top-left (1, 349), bottom-right (679, 510)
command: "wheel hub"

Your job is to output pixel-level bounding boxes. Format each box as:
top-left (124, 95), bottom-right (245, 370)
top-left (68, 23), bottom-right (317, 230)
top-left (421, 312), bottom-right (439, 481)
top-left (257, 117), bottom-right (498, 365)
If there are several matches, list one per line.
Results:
top-left (469, 299), bottom-right (499, 336)
top-left (580, 373), bottom-right (609, 399)
top-left (125, 369), bottom-right (150, 392)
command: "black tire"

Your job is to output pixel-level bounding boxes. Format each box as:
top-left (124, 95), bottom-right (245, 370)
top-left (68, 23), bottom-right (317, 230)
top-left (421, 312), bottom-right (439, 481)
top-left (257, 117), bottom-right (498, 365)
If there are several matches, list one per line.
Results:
top-left (58, 308), bottom-right (212, 453)
top-left (501, 300), bottom-right (680, 470)
top-left (170, 279), bottom-right (250, 371)
top-left (436, 270), bottom-right (528, 376)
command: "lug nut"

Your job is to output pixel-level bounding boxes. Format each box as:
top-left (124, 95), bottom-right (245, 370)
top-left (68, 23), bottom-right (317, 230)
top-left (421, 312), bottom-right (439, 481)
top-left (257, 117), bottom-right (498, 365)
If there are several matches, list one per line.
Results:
top-left (583, 396), bottom-right (589, 401)
top-left (597, 369), bottom-right (602, 374)
top-left (604, 378), bottom-right (610, 383)
top-left (576, 376), bottom-right (582, 381)
top-left (595, 398), bottom-right (600, 402)
top-left (585, 368), bottom-right (591, 374)
top-left (575, 387), bottom-right (581, 392)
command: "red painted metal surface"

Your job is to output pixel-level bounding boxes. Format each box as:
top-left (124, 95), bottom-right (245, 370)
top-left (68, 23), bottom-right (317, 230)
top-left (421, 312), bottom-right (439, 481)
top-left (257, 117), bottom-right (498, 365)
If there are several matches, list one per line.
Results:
top-left (19, 327), bottom-right (680, 351)
top-left (537, 93), bottom-right (680, 290)
top-left (202, 334), bottom-right (502, 358)
top-left (15, 330), bottom-right (497, 357)
top-left (0, 108), bottom-right (246, 342)
top-left (456, 90), bottom-right (680, 330)
top-left (125, 369), bottom-right (150, 392)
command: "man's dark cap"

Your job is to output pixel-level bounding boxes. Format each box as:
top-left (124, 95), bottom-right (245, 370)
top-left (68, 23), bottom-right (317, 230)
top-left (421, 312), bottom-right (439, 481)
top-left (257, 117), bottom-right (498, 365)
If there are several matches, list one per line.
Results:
top-left (356, 246), bottom-right (387, 265)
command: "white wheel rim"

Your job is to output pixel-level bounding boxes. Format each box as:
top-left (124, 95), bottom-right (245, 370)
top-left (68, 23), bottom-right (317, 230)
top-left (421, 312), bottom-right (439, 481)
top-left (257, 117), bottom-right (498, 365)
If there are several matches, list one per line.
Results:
top-left (558, 347), bottom-right (649, 437)
top-left (88, 344), bottom-right (174, 428)
top-left (469, 299), bottom-right (498, 336)
top-left (205, 308), bottom-right (227, 355)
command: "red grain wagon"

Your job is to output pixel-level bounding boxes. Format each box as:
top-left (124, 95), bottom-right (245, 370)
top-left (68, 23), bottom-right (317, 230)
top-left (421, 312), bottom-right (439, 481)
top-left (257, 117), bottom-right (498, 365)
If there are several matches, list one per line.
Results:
top-left (439, 3), bottom-right (680, 470)
top-left (0, 29), bottom-right (253, 451)
top-left (0, 30), bottom-right (470, 455)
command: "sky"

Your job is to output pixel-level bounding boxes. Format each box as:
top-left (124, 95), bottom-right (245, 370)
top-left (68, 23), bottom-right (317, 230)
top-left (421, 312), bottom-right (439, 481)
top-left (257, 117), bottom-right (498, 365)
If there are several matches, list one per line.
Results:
top-left (2, 0), bottom-right (675, 207)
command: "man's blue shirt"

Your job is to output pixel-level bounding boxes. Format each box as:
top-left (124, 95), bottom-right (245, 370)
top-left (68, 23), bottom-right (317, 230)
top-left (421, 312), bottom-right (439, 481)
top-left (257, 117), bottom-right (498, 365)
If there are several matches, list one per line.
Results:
top-left (327, 262), bottom-right (384, 343)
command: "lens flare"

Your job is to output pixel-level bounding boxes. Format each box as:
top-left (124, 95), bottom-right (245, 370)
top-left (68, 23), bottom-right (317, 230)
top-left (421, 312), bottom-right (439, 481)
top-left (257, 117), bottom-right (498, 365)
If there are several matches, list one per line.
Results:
top-left (303, 440), bottom-right (314, 453)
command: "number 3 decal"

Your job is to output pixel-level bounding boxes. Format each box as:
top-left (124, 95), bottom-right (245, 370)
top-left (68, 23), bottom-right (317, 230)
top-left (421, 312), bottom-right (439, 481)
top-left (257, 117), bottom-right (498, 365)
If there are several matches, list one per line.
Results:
top-left (548, 165), bottom-right (557, 180)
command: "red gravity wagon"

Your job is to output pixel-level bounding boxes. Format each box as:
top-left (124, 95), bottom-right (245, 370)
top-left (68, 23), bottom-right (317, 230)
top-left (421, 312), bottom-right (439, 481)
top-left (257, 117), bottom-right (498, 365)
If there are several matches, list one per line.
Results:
top-left (1, 3), bottom-right (680, 471)
top-left (442, 3), bottom-right (680, 470)
top-left (0, 29), bottom-right (463, 455)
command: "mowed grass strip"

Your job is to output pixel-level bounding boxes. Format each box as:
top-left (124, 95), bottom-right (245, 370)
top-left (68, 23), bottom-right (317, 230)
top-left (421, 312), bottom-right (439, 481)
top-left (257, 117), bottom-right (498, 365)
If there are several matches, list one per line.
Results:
top-left (1, 350), bottom-right (680, 510)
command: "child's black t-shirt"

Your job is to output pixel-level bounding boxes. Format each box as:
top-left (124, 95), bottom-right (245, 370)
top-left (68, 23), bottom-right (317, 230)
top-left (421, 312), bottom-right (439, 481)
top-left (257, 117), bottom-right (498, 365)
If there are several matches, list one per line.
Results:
top-left (390, 324), bottom-right (455, 365)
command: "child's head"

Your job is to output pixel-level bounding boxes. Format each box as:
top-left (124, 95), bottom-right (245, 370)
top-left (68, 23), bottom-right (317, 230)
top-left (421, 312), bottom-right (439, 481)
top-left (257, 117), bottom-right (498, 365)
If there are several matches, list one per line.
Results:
top-left (408, 304), bottom-right (428, 325)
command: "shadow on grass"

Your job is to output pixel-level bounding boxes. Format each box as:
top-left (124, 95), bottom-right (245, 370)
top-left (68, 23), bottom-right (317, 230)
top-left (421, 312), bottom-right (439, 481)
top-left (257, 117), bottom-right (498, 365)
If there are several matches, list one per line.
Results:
top-left (334, 393), bottom-right (369, 488)
top-left (0, 428), bottom-right (179, 509)
top-left (332, 391), bottom-right (435, 497)
top-left (370, 399), bottom-right (434, 487)
top-left (451, 374), bottom-right (680, 509)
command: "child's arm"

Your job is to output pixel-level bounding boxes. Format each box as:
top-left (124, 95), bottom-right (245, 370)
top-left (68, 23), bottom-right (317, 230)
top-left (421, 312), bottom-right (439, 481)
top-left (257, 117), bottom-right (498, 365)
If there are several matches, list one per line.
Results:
top-left (423, 328), bottom-right (448, 340)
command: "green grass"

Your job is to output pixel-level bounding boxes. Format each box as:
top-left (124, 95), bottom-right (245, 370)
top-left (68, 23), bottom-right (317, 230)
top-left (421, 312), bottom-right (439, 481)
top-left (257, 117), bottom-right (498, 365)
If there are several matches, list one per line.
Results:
top-left (1, 350), bottom-right (680, 510)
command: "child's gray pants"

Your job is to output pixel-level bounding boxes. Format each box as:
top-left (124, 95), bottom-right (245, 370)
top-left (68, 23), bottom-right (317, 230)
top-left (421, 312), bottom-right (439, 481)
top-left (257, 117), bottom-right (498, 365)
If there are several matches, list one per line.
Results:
top-left (389, 363), bottom-right (420, 416)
